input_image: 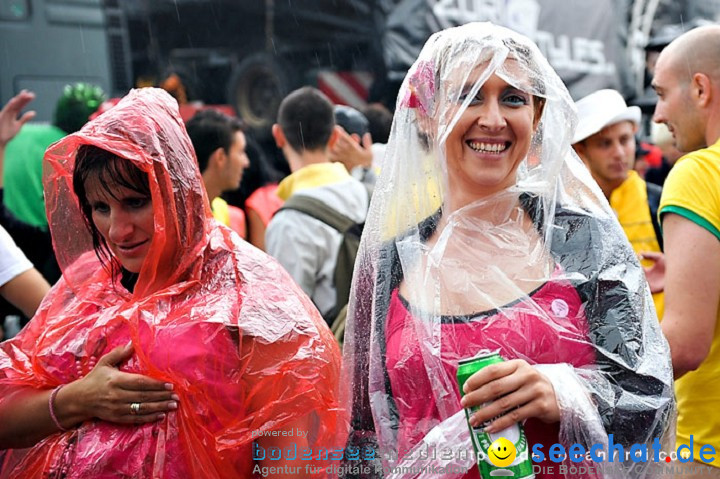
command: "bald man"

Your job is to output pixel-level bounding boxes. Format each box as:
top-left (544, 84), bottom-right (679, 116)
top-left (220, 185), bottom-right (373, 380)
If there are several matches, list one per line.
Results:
top-left (653, 25), bottom-right (720, 475)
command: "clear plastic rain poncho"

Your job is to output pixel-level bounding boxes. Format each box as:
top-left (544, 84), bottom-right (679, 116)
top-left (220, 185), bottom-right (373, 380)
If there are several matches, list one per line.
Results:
top-left (343, 23), bottom-right (674, 479)
top-left (0, 88), bottom-right (346, 478)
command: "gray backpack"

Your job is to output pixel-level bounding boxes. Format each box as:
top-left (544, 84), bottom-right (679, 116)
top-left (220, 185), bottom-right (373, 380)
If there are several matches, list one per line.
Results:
top-left (277, 194), bottom-right (368, 344)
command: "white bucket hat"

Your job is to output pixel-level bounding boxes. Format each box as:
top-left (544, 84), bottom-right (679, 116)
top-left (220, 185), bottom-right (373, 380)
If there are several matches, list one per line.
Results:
top-left (572, 89), bottom-right (641, 144)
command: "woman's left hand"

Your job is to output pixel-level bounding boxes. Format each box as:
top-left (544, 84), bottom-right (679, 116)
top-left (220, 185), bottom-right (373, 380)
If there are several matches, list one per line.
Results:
top-left (459, 359), bottom-right (559, 433)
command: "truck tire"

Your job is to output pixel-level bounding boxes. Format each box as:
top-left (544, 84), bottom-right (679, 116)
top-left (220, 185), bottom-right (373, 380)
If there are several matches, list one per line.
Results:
top-left (227, 54), bottom-right (288, 140)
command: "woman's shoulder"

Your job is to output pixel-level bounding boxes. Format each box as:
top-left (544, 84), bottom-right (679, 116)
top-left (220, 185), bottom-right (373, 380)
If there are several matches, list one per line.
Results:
top-left (520, 192), bottom-right (615, 237)
top-left (200, 226), bottom-right (331, 335)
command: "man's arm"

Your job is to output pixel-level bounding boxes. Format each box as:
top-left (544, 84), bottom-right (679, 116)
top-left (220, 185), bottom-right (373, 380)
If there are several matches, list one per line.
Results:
top-left (661, 213), bottom-right (720, 378)
top-left (0, 268), bottom-right (50, 318)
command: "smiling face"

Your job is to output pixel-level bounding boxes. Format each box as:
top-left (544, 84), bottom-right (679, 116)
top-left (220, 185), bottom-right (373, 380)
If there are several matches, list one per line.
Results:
top-left (488, 437), bottom-right (517, 467)
top-left (85, 180), bottom-right (154, 273)
top-left (443, 68), bottom-right (540, 203)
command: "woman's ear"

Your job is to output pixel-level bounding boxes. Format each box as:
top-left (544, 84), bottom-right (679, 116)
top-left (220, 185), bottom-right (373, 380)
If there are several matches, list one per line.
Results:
top-left (532, 97), bottom-right (546, 131)
top-left (415, 106), bottom-right (437, 147)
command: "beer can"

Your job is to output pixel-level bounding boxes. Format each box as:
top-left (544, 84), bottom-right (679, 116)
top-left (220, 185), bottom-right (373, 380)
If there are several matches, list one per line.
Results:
top-left (457, 351), bottom-right (534, 479)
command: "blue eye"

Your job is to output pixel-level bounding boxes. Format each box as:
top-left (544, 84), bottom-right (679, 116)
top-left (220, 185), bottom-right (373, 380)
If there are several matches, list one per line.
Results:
top-left (504, 94), bottom-right (529, 106)
top-left (458, 91), bottom-right (482, 106)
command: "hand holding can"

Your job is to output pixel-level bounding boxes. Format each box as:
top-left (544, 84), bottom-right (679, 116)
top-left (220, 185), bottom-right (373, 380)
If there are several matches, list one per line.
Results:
top-left (457, 351), bottom-right (535, 479)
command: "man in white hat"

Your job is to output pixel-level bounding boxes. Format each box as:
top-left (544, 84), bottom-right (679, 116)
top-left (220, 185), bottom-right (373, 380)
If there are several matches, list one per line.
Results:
top-left (572, 89), bottom-right (665, 319)
top-left (653, 25), bottom-right (720, 476)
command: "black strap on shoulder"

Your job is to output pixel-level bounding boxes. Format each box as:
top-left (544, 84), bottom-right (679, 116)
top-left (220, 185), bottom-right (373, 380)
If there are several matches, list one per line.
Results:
top-left (277, 183), bottom-right (373, 233)
top-left (278, 195), bottom-right (356, 233)
top-left (645, 181), bottom-right (664, 251)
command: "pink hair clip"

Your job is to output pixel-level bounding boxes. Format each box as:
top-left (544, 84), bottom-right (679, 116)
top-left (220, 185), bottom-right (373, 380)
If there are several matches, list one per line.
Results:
top-left (401, 60), bottom-right (436, 115)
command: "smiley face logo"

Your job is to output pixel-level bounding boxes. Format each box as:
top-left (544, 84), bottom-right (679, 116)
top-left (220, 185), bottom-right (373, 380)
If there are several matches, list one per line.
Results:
top-left (488, 437), bottom-right (516, 467)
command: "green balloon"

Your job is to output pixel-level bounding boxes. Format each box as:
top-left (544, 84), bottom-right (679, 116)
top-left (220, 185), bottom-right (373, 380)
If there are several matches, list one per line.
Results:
top-left (54, 83), bottom-right (107, 134)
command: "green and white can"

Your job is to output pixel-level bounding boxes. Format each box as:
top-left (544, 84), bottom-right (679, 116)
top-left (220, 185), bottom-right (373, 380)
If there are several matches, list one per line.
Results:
top-left (457, 351), bottom-right (534, 479)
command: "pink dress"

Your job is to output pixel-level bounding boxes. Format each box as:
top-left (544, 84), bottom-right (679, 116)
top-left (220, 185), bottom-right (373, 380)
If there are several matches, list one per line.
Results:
top-left (385, 271), bottom-right (597, 478)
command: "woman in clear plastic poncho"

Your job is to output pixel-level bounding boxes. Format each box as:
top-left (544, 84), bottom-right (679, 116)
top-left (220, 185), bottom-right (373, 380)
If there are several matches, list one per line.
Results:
top-left (0, 88), bottom-right (345, 478)
top-left (344, 23), bottom-right (674, 479)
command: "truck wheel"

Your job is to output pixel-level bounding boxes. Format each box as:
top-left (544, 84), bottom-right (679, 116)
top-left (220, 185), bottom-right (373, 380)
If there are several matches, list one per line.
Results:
top-left (227, 54), bottom-right (288, 140)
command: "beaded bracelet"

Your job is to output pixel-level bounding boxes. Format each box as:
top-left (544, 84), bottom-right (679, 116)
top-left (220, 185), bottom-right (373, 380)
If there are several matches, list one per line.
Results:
top-left (49, 385), bottom-right (68, 432)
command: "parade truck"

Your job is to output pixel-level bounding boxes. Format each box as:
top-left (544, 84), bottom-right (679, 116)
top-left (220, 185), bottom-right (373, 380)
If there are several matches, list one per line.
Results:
top-left (115, 0), bottom-right (720, 138)
top-left (122, 0), bottom-right (631, 139)
top-left (2, 0), bottom-right (719, 138)
top-left (0, 0), bottom-right (386, 138)
top-left (120, 0), bottom-right (387, 139)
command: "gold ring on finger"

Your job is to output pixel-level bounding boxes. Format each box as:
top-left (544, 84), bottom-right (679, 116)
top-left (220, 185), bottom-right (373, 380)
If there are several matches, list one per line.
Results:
top-left (130, 402), bottom-right (141, 415)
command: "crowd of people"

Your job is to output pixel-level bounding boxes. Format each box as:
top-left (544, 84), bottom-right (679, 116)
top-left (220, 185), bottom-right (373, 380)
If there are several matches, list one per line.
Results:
top-left (0, 19), bottom-right (719, 479)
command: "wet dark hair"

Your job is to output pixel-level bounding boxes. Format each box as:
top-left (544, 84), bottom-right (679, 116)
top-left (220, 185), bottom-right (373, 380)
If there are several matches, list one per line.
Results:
top-left (277, 86), bottom-right (335, 152)
top-left (72, 144), bottom-right (151, 277)
top-left (185, 109), bottom-right (245, 173)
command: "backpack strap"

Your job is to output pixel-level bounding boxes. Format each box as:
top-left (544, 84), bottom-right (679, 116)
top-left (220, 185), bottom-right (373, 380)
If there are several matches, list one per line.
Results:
top-left (645, 181), bottom-right (664, 251)
top-left (277, 194), bottom-right (365, 324)
top-left (278, 195), bottom-right (357, 234)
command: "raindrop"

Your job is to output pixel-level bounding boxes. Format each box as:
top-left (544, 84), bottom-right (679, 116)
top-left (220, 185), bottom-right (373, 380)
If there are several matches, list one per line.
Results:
top-left (210, 3), bottom-right (219, 29)
top-left (78, 25), bottom-right (86, 54)
top-left (78, 25), bottom-right (90, 76)
top-left (1, 42), bottom-right (9, 77)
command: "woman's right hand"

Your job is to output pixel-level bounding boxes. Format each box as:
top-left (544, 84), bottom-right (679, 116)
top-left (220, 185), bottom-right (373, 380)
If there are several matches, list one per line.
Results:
top-left (460, 359), bottom-right (559, 433)
top-left (60, 343), bottom-right (179, 426)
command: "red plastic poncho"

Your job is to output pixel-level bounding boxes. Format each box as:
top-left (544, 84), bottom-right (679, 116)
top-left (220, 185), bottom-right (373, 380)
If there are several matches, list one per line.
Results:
top-left (0, 88), bottom-right (346, 478)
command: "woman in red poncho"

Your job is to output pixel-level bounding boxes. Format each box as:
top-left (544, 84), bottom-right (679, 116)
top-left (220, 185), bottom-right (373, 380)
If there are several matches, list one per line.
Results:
top-left (0, 88), bottom-right (346, 478)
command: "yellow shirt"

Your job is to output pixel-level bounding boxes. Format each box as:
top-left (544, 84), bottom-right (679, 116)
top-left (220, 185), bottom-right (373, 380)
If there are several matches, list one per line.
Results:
top-left (211, 197), bottom-right (246, 238)
top-left (211, 197), bottom-right (230, 226)
top-left (659, 139), bottom-right (720, 466)
top-left (610, 170), bottom-right (664, 319)
top-left (276, 162), bottom-right (351, 201)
